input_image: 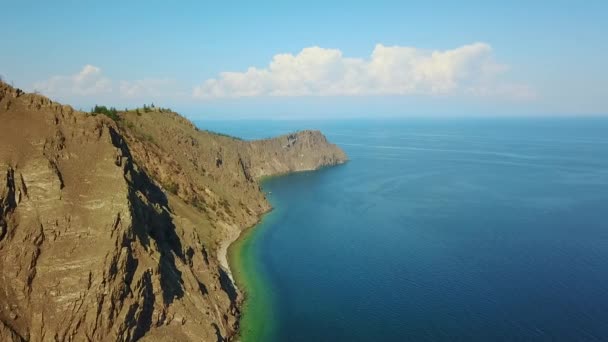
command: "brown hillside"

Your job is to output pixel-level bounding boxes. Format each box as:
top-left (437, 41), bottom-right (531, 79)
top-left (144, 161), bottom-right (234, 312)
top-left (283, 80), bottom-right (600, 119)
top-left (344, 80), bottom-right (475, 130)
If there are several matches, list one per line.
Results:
top-left (0, 82), bottom-right (347, 341)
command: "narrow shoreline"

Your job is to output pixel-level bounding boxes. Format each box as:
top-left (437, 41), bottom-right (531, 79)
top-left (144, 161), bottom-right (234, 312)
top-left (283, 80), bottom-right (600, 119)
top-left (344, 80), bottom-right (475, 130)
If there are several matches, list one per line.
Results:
top-left (217, 209), bottom-right (268, 289)
top-left (219, 165), bottom-right (348, 341)
top-left (217, 224), bottom-right (244, 288)
top-left (225, 206), bottom-right (278, 342)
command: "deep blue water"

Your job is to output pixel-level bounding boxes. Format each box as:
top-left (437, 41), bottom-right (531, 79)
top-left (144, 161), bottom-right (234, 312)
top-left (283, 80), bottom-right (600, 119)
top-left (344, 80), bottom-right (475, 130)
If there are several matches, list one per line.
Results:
top-left (201, 118), bottom-right (608, 341)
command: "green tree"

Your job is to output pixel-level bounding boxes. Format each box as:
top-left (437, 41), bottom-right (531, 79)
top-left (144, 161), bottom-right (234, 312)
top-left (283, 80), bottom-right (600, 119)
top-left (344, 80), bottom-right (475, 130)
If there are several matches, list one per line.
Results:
top-left (91, 104), bottom-right (120, 121)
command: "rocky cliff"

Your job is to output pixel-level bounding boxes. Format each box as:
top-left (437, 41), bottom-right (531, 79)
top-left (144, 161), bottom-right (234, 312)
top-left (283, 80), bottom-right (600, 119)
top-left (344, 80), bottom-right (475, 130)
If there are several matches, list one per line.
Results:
top-left (0, 81), bottom-right (347, 341)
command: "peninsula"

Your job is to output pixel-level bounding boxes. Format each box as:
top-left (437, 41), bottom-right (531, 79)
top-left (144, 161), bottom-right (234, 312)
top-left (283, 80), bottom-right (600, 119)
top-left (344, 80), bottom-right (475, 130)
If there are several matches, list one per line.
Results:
top-left (0, 81), bottom-right (347, 341)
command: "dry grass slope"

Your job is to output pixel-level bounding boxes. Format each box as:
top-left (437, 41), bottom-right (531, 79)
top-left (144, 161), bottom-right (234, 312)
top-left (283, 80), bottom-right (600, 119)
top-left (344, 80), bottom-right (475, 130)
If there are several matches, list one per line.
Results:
top-left (0, 81), bottom-right (347, 341)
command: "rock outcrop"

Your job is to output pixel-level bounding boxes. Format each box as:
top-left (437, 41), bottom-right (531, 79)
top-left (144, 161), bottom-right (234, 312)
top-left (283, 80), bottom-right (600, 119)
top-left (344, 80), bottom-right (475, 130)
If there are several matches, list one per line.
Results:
top-left (0, 82), bottom-right (347, 341)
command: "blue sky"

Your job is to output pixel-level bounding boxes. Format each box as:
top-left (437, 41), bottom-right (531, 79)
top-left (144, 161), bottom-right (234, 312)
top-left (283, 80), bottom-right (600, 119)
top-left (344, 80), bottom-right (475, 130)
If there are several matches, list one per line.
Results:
top-left (1, 1), bottom-right (607, 118)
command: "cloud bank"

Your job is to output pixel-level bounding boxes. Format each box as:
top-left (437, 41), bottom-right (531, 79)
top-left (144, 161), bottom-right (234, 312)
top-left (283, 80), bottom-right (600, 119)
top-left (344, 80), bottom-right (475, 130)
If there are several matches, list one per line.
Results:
top-left (31, 42), bottom-right (533, 107)
top-left (33, 65), bottom-right (112, 96)
top-left (33, 66), bottom-right (181, 100)
top-left (193, 43), bottom-right (533, 100)
top-left (119, 78), bottom-right (180, 99)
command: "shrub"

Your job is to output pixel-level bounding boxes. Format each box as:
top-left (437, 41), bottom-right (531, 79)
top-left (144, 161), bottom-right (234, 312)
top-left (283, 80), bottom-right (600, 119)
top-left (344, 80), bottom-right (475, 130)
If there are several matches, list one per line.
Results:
top-left (142, 133), bottom-right (155, 143)
top-left (164, 182), bottom-right (179, 194)
top-left (191, 196), bottom-right (206, 211)
top-left (91, 105), bottom-right (120, 121)
top-left (124, 121), bottom-right (135, 129)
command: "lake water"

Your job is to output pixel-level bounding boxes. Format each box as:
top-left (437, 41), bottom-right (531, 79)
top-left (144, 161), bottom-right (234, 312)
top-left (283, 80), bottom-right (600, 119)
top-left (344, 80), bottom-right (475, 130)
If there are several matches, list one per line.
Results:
top-left (201, 118), bottom-right (608, 341)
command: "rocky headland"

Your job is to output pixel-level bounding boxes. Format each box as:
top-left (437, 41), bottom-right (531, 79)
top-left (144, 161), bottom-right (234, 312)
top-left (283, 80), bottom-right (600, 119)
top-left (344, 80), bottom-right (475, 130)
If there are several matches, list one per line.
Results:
top-left (0, 81), bottom-right (347, 341)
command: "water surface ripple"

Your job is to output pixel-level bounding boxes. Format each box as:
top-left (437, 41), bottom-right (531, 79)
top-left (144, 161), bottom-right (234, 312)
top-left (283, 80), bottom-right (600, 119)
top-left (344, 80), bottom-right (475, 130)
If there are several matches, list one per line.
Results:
top-left (207, 118), bottom-right (608, 341)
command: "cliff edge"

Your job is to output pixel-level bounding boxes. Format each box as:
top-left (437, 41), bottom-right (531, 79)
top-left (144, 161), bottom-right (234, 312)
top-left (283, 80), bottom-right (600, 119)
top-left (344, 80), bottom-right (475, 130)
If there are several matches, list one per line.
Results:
top-left (0, 82), bottom-right (347, 341)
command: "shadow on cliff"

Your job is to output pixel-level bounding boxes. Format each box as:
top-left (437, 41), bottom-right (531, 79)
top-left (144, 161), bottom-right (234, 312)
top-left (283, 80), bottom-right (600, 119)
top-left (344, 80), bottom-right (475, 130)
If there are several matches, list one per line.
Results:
top-left (218, 267), bottom-right (238, 309)
top-left (127, 177), bottom-right (185, 305)
top-left (109, 127), bottom-right (191, 308)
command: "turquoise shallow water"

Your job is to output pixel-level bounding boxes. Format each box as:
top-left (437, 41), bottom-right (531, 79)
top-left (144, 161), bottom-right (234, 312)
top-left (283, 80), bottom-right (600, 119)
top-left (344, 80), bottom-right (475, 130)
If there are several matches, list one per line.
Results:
top-left (201, 118), bottom-right (608, 341)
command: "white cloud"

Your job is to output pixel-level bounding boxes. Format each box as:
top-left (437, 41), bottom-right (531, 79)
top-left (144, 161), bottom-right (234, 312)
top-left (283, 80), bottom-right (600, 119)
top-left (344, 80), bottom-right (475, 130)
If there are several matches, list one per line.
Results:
top-left (119, 78), bottom-right (180, 99)
top-left (33, 66), bottom-right (184, 102)
top-left (193, 43), bottom-right (534, 100)
top-left (33, 65), bottom-right (112, 96)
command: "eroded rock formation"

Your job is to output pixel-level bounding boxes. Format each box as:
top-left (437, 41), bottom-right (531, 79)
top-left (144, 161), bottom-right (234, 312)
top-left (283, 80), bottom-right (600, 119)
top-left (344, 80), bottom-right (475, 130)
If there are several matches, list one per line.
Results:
top-left (0, 81), bottom-right (347, 341)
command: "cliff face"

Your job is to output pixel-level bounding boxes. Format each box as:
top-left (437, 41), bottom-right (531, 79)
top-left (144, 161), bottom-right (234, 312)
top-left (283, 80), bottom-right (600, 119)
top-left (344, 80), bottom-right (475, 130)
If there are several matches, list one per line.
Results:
top-left (0, 82), bottom-right (347, 341)
top-left (247, 130), bottom-right (348, 178)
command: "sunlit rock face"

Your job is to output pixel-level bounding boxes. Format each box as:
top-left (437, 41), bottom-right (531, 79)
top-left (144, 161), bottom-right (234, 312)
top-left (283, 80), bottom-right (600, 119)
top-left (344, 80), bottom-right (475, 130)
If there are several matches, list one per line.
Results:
top-left (0, 81), bottom-right (346, 341)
